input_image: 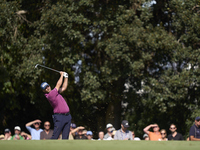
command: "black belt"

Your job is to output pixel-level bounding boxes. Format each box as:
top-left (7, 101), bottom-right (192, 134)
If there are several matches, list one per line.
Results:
top-left (54, 112), bottom-right (70, 116)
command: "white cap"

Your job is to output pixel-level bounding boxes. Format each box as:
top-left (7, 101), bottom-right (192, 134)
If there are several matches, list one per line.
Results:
top-left (106, 123), bottom-right (113, 129)
top-left (14, 126), bottom-right (21, 131)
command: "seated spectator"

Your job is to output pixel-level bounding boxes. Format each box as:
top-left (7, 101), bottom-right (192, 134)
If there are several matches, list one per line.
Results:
top-left (40, 121), bottom-right (53, 140)
top-left (159, 129), bottom-right (168, 141)
top-left (143, 134), bottom-right (149, 140)
top-left (74, 128), bottom-right (87, 140)
top-left (104, 123), bottom-right (114, 140)
top-left (25, 119), bottom-right (43, 140)
top-left (143, 124), bottom-right (161, 141)
top-left (168, 124), bottom-right (184, 140)
top-left (98, 131), bottom-right (105, 140)
top-left (87, 131), bottom-right (94, 140)
top-left (132, 131), bottom-right (140, 140)
top-left (114, 120), bottom-right (133, 140)
top-left (21, 131), bottom-right (31, 140)
top-left (4, 128), bottom-right (12, 140)
top-left (189, 116), bottom-right (200, 141)
top-left (11, 126), bottom-right (24, 140)
top-left (0, 134), bottom-right (5, 140)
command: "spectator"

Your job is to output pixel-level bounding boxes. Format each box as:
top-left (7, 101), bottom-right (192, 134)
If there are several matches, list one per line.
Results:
top-left (104, 123), bottom-right (114, 139)
top-left (10, 126), bottom-right (24, 140)
top-left (143, 134), bottom-right (149, 140)
top-left (69, 123), bottom-right (77, 140)
top-left (132, 131), bottom-right (141, 140)
top-left (82, 130), bottom-right (87, 137)
top-left (74, 128), bottom-right (87, 139)
top-left (106, 128), bottom-right (115, 140)
top-left (87, 131), bottom-right (94, 140)
top-left (114, 120), bottom-right (133, 140)
top-left (4, 128), bottom-right (12, 140)
top-left (143, 124), bottom-right (161, 141)
top-left (40, 121), bottom-right (53, 140)
top-left (70, 126), bottom-right (85, 139)
top-left (189, 116), bottom-right (200, 141)
top-left (0, 134), bottom-right (5, 140)
top-left (21, 131), bottom-right (31, 140)
top-left (159, 129), bottom-right (168, 141)
top-left (98, 131), bottom-right (105, 140)
top-left (25, 119), bottom-right (43, 140)
top-left (168, 124), bottom-right (184, 140)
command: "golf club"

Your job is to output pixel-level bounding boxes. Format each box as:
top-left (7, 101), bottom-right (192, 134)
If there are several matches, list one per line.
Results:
top-left (35, 64), bottom-right (60, 73)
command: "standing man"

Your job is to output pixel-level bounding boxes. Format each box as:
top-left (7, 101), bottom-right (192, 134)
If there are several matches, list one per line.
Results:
top-left (143, 124), bottom-right (161, 141)
top-left (41, 71), bottom-right (71, 139)
top-left (26, 119), bottom-right (43, 140)
top-left (189, 116), bottom-right (200, 141)
top-left (114, 120), bottom-right (133, 140)
top-left (40, 121), bottom-right (53, 140)
top-left (168, 124), bottom-right (184, 140)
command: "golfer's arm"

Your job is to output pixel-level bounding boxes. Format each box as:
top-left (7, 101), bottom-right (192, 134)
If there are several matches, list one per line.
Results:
top-left (190, 136), bottom-right (200, 141)
top-left (55, 73), bottom-right (64, 91)
top-left (60, 78), bottom-right (68, 93)
top-left (143, 125), bottom-right (152, 134)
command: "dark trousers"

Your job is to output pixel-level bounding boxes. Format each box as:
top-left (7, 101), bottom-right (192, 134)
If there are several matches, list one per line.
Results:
top-left (51, 114), bottom-right (71, 139)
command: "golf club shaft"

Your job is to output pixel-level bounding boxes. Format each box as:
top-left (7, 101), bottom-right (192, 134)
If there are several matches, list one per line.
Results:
top-left (37, 64), bottom-right (60, 73)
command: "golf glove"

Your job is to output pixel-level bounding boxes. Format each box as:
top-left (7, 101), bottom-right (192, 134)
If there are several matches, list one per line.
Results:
top-left (64, 72), bottom-right (68, 78)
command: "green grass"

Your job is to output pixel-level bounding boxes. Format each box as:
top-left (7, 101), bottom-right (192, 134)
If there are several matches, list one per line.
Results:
top-left (1, 140), bottom-right (199, 150)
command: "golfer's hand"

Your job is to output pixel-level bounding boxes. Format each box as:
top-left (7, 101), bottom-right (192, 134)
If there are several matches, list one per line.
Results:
top-left (63, 72), bottom-right (68, 78)
top-left (60, 71), bottom-right (64, 76)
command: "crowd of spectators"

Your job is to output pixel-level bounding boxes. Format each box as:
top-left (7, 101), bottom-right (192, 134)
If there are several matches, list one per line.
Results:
top-left (1, 117), bottom-right (200, 141)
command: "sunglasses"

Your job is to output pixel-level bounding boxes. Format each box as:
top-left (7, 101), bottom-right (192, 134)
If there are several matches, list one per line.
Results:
top-left (34, 122), bottom-right (40, 125)
top-left (44, 125), bottom-right (50, 126)
top-left (161, 133), bottom-right (166, 135)
top-left (196, 120), bottom-right (200, 122)
top-left (170, 127), bottom-right (176, 129)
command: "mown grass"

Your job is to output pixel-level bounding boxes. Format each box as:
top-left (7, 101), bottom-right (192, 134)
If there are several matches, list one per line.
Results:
top-left (1, 140), bottom-right (199, 150)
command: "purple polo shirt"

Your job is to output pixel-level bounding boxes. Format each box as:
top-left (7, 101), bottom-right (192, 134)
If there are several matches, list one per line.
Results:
top-left (45, 88), bottom-right (69, 113)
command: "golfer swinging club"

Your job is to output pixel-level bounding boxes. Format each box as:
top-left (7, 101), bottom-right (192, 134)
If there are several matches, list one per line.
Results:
top-left (41, 71), bottom-right (71, 139)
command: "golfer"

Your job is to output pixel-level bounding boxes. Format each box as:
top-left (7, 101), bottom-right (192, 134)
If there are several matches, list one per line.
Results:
top-left (41, 71), bottom-right (71, 139)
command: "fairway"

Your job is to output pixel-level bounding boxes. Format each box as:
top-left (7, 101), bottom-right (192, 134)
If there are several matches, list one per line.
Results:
top-left (0, 140), bottom-right (199, 150)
